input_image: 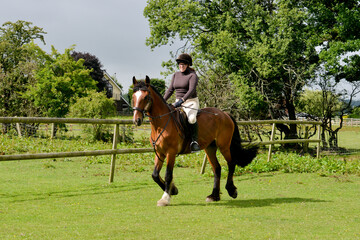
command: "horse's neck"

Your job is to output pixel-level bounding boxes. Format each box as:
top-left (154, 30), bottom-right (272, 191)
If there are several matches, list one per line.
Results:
top-left (149, 88), bottom-right (171, 119)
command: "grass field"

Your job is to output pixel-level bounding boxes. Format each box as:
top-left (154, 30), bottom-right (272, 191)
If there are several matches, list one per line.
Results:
top-left (0, 159), bottom-right (359, 239)
top-left (1, 125), bottom-right (360, 239)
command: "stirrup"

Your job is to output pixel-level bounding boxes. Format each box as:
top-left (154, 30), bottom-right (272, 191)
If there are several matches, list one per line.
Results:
top-left (190, 141), bottom-right (201, 152)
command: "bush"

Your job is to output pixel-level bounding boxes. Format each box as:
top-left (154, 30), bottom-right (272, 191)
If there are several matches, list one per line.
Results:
top-left (68, 90), bottom-right (116, 142)
top-left (230, 152), bottom-right (360, 176)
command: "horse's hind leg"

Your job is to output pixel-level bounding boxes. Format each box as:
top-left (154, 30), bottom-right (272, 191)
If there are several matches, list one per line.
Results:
top-left (219, 147), bottom-right (238, 199)
top-left (204, 142), bottom-right (221, 202)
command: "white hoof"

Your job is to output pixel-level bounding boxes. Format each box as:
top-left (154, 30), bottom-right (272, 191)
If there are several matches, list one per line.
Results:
top-left (157, 199), bottom-right (170, 207)
top-left (157, 192), bottom-right (171, 207)
top-left (206, 197), bottom-right (215, 202)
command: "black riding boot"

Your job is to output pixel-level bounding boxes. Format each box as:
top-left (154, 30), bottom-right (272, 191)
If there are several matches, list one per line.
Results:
top-left (189, 122), bottom-right (201, 152)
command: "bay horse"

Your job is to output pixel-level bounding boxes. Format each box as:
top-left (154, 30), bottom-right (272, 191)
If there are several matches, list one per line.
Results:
top-left (132, 76), bottom-right (258, 206)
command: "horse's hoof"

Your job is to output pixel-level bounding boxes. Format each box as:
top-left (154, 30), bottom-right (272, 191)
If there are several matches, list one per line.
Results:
top-left (206, 195), bottom-right (220, 202)
top-left (226, 185), bottom-right (238, 199)
top-left (230, 189), bottom-right (238, 199)
top-left (157, 199), bottom-right (170, 207)
top-left (170, 184), bottom-right (178, 195)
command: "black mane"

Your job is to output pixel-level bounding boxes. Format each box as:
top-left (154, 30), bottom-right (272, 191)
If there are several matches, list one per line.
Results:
top-left (133, 81), bottom-right (148, 92)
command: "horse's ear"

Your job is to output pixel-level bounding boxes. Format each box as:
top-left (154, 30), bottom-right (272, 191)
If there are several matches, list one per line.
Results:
top-left (132, 76), bottom-right (137, 85)
top-left (145, 75), bottom-right (150, 86)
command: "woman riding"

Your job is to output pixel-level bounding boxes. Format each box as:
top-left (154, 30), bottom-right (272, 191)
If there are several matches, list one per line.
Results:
top-left (163, 53), bottom-right (201, 152)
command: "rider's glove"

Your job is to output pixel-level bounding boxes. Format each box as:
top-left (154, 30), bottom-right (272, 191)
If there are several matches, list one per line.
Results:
top-left (173, 99), bottom-right (184, 108)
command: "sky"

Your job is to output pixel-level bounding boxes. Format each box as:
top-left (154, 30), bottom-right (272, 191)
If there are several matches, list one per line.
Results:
top-left (0, 0), bottom-right (176, 92)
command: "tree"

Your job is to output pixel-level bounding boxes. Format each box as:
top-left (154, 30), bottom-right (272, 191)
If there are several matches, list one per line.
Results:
top-left (25, 47), bottom-right (97, 118)
top-left (0, 20), bottom-right (47, 117)
top-left (71, 51), bottom-right (113, 98)
top-left (145, 0), bottom-right (360, 144)
top-left (144, 0), bottom-right (319, 141)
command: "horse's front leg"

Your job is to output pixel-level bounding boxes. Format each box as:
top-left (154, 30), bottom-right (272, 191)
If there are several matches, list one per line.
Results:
top-left (152, 152), bottom-right (166, 191)
top-left (157, 153), bottom-right (177, 207)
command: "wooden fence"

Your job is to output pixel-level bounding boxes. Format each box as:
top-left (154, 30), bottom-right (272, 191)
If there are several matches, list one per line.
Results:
top-left (0, 117), bottom-right (321, 181)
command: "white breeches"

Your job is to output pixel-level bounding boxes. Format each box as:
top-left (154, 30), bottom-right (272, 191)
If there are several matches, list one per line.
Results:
top-left (176, 97), bottom-right (199, 124)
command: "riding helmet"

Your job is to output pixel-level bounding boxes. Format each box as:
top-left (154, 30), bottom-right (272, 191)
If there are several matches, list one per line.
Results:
top-left (176, 53), bottom-right (193, 66)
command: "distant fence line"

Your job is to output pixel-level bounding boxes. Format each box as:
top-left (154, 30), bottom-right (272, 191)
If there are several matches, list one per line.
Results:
top-left (332, 118), bottom-right (360, 127)
top-left (0, 117), bottom-right (321, 181)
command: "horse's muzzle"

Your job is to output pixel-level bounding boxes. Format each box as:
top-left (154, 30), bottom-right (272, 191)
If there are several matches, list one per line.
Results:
top-left (134, 117), bottom-right (142, 126)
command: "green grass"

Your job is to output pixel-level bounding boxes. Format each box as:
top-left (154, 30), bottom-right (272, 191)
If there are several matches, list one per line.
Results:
top-left (0, 160), bottom-right (359, 239)
top-left (1, 126), bottom-right (360, 239)
top-left (338, 126), bottom-right (360, 150)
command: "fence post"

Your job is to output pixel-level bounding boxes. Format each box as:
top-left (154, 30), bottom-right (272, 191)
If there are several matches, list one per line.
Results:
top-left (109, 124), bottom-right (119, 183)
top-left (122, 126), bottom-right (126, 142)
top-left (267, 123), bottom-right (276, 162)
top-left (200, 154), bottom-right (207, 174)
top-left (51, 123), bottom-right (56, 139)
top-left (16, 123), bottom-right (22, 138)
top-left (317, 124), bottom-right (321, 158)
top-left (303, 126), bottom-right (309, 153)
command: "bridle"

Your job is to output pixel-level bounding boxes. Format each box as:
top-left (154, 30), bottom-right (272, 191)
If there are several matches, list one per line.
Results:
top-left (132, 89), bottom-right (152, 118)
top-left (132, 89), bottom-right (176, 120)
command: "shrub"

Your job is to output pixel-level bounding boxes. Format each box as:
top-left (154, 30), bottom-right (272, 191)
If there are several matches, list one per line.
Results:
top-left (68, 90), bottom-right (116, 142)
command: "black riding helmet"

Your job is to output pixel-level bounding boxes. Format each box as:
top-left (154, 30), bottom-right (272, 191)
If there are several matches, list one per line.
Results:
top-left (176, 53), bottom-right (192, 66)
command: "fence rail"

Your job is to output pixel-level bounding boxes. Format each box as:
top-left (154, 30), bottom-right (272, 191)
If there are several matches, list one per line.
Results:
top-left (0, 117), bottom-right (321, 181)
top-left (332, 118), bottom-right (360, 126)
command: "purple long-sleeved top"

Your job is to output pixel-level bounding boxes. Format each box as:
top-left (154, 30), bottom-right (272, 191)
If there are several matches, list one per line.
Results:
top-left (163, 68), bottom-right (198, 101)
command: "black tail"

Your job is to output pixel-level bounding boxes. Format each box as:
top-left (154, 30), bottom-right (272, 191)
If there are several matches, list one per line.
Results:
top-left (229, 115), bottom-right (258, 167)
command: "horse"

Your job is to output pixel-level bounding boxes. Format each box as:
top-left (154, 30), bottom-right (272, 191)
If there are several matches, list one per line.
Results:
top-left (132, 76), bottom-right (258, 206)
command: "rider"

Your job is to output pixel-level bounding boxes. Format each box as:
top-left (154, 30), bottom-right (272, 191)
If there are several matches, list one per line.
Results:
top-left (163, 53), bottom-right (201, 152)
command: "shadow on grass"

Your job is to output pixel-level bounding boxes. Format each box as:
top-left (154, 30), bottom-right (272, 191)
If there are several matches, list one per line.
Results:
top-left (174, 197), bottom-right (328, 208)
top-left (219, 197), bottom-right (328, 208)
top-left (1, 182), bottom-right (153, 203)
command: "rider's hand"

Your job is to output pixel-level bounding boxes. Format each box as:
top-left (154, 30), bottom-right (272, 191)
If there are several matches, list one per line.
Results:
top-left (173, 99), bottom-right (184, 108)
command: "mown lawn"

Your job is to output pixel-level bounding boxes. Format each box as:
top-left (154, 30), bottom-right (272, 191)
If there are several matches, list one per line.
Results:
top-left (1, 125), bottom-right (360, 239)
top-left (0, 159), bottom-right (359, 239)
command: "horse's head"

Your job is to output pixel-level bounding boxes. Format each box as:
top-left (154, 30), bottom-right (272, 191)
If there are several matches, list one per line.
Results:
top-left (132, 76), bottom-right (152, 126)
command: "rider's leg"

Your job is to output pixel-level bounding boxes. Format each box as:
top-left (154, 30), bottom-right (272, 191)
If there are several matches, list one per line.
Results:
top-left (183, 98), bottom-right (201, 152)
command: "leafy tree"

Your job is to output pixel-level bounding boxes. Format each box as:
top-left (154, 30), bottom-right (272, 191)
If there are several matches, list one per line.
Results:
top-left (144, 0), bottom-right (360, 143)
top-left (144, 0), bottom-right (318, 140)
top-left (296, 86), bottom-right (358, 149)
top-left (71, 51), bottom-right (113, 98)
top-left (349, 106), bottom-right (360, 118)
top-left (0, 20), bottom-right (47, 117)
top-left (26, 47), bottom-right (97, 118)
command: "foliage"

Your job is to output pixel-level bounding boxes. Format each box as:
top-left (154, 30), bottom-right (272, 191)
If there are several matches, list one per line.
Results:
top-left (68, 90), bottom-right (116, 142)
top-left (144, 1), bottom-right (317, 119)
top-left (349, 106), bottom-right (360, 118)
top-left (296, 89), bottom-right (345, 119)
top-left (0, 20), bottom-right (47, 117)
top-left (71, 51), bottom-right (114, 98)
top-left (69, 90), bottom-right (116, 119)
top-left (25, 47), bottom-right (97, 118)
top-left (232, 152), bottom-right (360, 176)
top-left (144, 0), bottom-right (360, 140)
